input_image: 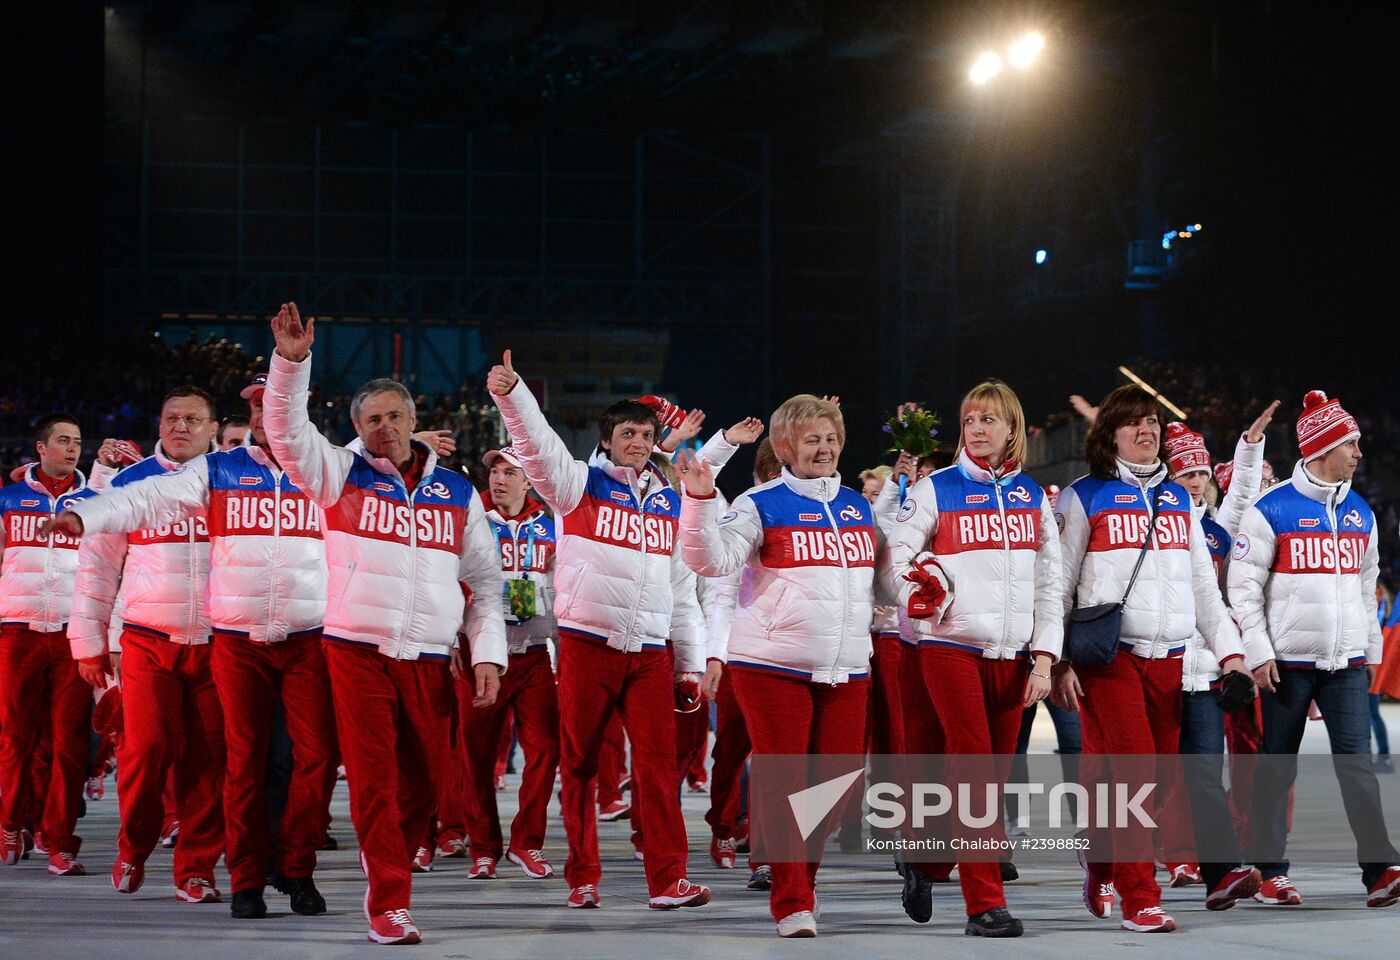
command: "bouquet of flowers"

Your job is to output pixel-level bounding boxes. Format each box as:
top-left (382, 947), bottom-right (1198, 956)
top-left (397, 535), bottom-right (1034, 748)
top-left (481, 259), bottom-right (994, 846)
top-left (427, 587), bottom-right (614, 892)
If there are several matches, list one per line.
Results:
top-left (883, 403), bottom-right (941, 458)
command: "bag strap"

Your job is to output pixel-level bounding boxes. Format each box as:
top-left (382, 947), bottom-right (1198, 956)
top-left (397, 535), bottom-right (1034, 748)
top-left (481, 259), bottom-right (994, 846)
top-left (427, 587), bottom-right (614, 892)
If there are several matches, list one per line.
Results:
top-left (1120, 486), bottom-right (1162, 606)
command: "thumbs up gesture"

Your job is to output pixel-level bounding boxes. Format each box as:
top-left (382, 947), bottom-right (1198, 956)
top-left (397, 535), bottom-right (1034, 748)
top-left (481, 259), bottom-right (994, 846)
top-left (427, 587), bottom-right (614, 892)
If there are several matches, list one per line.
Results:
top-left (487, 350), bottom-right (520, 397)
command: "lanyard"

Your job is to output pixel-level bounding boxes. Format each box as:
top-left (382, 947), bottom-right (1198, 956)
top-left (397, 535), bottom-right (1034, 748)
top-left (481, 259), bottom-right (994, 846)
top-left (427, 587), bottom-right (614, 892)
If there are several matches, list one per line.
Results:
top-left (514, 517), bottom-right (537, 573)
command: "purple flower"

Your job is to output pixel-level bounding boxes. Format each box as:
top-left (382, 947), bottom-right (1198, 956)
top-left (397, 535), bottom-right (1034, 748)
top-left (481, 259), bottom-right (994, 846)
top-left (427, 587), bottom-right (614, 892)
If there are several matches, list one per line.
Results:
top-left (929, 429), bottom-right (938, 437)
top-left (882, 424), bottom-right (893, 433)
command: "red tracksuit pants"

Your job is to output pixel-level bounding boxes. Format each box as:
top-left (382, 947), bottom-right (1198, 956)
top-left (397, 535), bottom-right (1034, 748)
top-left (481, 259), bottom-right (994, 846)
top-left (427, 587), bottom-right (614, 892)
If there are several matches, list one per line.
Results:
top-left (842, 633), bottom-right (907, 830)
top-left (901, 643), bottom-right (1026, 915)
top-left (210, 632), bottom-right (337, 893)
top-left (556, 637), bottom-right (687, 895)
top-left (595, 713), bottom-right (627, 808)
top-left (1076, 651), bottom-right (1183, 918)
top-left (732, 668), bottom-right (868, 921)
top-left (117, 629), bottom-right (226, 886)
top-left (324, 641), bottom-right (455, 915)
top-left (0, 627), bottom-right (89, 855)
top-left (705, 664), bottom-right (751, 841)
top-left (458, 646), bottom-right (561, 861)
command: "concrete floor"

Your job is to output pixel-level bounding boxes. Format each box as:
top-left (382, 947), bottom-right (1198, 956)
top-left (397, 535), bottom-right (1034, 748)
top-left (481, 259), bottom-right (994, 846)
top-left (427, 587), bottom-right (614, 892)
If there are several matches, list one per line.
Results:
top-left (2, 704), bottom-right (1397, 959)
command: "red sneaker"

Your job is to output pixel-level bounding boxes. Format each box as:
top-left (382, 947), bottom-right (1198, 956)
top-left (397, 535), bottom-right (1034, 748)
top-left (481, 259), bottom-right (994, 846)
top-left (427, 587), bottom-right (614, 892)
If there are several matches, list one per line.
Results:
top-left (112, 860), bottom-right (144, 894)
top-left (368, 908), bottom-right (421, 945)
top-left (567, 883), bottom-right (600, 908)
top-left (411, 846), bottom-right (434, 873)
top-left (47, 852), bottom-right (86, 876)
top-left (710, 836), bottom-right (737, 869)
top-left (176, 877), bottom-right (221, 903)
top-left (160, 818), bottom-right (180, 848)
top-left (1079, 850), bottom-right (1114, 919)
top-left (1167, 862), bottom-right (1202, 887)
top-left (506, 848), bottom-right (554, 879)
top-left (1254, 875), bottom-right (1302, 905)
top-left (435, 837), bottom-right (468, 859)
top-left (1, 828), bottom-right (22, 866)
top-left (598, 800), bottom-right (631, 822)
top-left (467, 856), bottom-right (497, 879)
top-left (494, 773), bottom-right (507, 792)
top-left (1206, 866), bottom-right (1262, 911)
top-left (1121, 906), bottom-right (1176, 933)
top-left (687, 775), bottom-right (709, 795)
top-left (1367, 866), bottom-right (1400, 908)
top-left (648, 878), bottom-right (711, 909)
top-left (32, 831), bottom-right (49, 855)
top-left (86, 776), bottom-right (105, 801)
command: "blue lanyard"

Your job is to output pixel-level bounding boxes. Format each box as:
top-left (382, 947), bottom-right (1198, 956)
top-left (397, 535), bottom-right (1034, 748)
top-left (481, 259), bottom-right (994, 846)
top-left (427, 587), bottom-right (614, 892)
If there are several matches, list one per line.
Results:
top-left (514, 518), bottom-right (537, 573)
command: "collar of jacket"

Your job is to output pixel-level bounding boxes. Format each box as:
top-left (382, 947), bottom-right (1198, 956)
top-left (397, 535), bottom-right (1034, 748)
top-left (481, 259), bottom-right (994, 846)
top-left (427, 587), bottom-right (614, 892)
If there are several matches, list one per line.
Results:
top-left (780, 467), bottom-right (844, 503)
top-left (1114, 458), bottom-right (1167, 489)
top-left (345, 436), bottom-right (440, 489)
top-left (242, 442), bottom-right (281, 475)
top-left (152, 440), bottom-right (213, 473)
top-left (957, 448), bottom-right (1022, 486)
top-left (23, 464), bottom-right (89, 496)
top-left (587, 447), bottom-right (667, 497)
top-left (1291, 459), bottom-right (1350, 504)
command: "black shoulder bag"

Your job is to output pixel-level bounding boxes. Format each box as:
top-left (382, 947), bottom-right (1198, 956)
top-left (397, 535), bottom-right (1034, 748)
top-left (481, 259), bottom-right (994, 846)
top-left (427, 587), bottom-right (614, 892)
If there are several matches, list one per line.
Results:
top-left (1064, 487), bottom-right (1160, 667)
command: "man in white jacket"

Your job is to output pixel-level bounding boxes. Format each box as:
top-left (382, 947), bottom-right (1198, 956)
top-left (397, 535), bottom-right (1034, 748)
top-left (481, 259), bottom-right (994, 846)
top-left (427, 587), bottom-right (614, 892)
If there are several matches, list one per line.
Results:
top-left (46, 373), bottom-right (338, 920)
top-left (1228, 390), bottom-right (1400, 909)
top-left (264, 303), bottom-right (507, 946)
top-left (488, 349), bottom-right (710, 912)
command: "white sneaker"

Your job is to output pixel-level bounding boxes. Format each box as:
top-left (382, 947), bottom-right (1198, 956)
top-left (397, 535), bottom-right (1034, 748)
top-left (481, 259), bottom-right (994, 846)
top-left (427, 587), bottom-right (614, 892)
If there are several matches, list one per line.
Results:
top-left (777, 910), bottom-right (817, 938)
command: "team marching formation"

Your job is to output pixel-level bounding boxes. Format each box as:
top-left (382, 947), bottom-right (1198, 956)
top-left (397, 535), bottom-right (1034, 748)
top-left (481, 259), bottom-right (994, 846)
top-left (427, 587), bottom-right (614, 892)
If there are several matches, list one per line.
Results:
top-left (1, 301), bottom-right (1398, 943)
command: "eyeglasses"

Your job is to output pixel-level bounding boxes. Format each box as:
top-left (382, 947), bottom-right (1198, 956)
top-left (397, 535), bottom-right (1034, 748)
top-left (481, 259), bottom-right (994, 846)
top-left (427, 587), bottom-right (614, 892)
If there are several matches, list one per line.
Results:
top-left (162, 415), bottom-right (214, 429)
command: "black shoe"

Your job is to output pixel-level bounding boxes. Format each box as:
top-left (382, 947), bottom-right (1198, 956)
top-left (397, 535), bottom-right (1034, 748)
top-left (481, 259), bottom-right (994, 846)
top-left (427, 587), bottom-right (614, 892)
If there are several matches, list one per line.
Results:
top-left (230, 888), bottom-right (267, 919)
top-left (282, 876), bottom-right (327, 916)
top-left (319, 832), bottom-right (338, 851)
top-left (747, 865), bottom-right (772, 890)
top-left (965, 907), bottom-right (1024, 938)
top-left (894, 851), bottom-right (907, 878)
top-left (902, 866), bottom-right (934, 923)
top-left (838, 822), bottom-right (862, 853)
top-left (1000, 860), bottom-right (1019, 882)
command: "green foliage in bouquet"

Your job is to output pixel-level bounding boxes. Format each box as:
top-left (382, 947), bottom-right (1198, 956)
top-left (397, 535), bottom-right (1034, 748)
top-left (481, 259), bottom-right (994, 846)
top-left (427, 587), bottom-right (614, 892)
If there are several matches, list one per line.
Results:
top-left (883, 404), bottom-right (941, 457)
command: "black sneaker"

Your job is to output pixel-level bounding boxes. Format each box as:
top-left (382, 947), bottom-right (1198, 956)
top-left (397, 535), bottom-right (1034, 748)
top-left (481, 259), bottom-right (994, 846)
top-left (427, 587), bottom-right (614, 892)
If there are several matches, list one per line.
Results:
top-left (281, 876), bottom-right (327, 916)
top-left (838, 821), bottom-right (862, 853)
top-left (894, 851), bottom-right (907, 878)
top-left (747, 865), bottom-right (772, 890)
top-left (902, 866), bottom-right (934, 923)
top-left (319, 832), bottom-right (338, 851)
top-left (230, 888), bottom-right (267, 919)
top-left (1000, 860), bottom-right (1019, 882)
top-left (966, 907), bottom-right (1024, 938)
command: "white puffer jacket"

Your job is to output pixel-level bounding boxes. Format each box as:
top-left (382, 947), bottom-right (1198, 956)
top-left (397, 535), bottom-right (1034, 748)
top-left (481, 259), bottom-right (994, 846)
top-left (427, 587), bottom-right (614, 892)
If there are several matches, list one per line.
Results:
top-left (882, 451), bottom-right (1064, 660)
top-left (680, 469), bottom-right (881, 684)
top-left (69, 444), bottom-right (328, 645)
top-left (487, 498), bottom-right (558, 656)
top-left (1180, 433), bottom-right (1267, 691)
top-left (492, 378), bottom-right (704, 672)
top-left (70, 445), bottom-right (213, 659)
top-left (1227, 460), bottom-right (1381, 671)
top-left (1055, 460), bottom-right (1244, 664)
top-left (0, 467), bottom-right (100, 631)
top-left (263, 352), bottom-right (506, 666)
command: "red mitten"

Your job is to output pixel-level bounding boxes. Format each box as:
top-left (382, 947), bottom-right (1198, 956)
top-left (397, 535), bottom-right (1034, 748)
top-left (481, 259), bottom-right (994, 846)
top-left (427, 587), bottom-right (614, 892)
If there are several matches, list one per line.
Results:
top-left (636, 394), bottom-right (687, 430)
top-left (902, 552), bottom-right (951, 620)
top-left (674, 672), bottom-right (703, 713)
top-left (459, 582), bottom-right (474, 605)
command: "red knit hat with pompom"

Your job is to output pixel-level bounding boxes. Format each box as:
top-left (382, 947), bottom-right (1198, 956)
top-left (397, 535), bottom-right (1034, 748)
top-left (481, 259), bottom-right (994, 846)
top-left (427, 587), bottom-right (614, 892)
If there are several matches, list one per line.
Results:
top-left (1296, 390), bottom-right (1359, 462)
top-left (1164, 421), bottom-right (1210, 478)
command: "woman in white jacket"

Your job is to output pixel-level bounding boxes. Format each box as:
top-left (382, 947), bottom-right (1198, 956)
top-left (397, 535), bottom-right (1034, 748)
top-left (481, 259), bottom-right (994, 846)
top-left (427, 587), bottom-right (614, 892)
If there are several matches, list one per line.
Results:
top-left (1052, 385), bottom-right (1252, 934)
top-left (882, 379), bottom-right (1062, 938)
top-left (677, 394), bottom-right (879, 939)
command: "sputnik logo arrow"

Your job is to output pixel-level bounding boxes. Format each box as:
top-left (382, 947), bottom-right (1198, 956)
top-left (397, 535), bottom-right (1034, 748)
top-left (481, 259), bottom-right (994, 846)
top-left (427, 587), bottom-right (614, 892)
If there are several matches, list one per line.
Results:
top-left (787, 768), bottom-right (864, 841)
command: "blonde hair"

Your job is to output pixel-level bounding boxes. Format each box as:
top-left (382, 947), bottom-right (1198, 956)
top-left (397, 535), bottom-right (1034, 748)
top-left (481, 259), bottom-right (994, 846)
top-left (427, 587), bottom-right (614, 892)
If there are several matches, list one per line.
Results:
top-left (769, 394), bottom-right (845, 466)
top-left (860, 464), bottom-right (893, 484)
top-left (958, 379), bottom-right (1028, 465)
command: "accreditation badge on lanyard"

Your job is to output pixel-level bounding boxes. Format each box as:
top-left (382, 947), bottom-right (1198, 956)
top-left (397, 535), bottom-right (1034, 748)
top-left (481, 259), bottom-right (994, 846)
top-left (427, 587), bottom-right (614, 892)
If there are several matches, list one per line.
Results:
top-left (502, 521), bottom-right (539, 624)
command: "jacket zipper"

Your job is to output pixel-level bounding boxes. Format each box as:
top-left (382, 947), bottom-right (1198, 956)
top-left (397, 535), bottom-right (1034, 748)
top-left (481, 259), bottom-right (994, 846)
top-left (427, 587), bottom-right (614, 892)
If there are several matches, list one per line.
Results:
top-left (621, 473), bottom-right (648, 651)
top-left (1327, 489), bottom-right (1341, 669)
top-left (266, 464), bottom-right (281, 640)
top-left (401, 471), bottom-right (422, 660)
top-left (1142, 480), bottom-right (1165, 654)
top-left (821, 479), bottom-right (849, 685)
top-left (994, 482), bottom-right (1010, 657)
top-left (42, 491), bottom-right (57, 626)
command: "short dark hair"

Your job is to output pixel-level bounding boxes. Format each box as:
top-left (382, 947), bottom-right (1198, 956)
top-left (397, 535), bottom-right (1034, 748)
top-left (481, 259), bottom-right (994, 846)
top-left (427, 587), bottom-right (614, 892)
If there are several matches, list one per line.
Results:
top-left (218, 415), bottom-right (250, 444)
top-left (162, 385), bottom-right (216, 419)
top-left (35, 413), bottom-right (81, 445)
top-left (597, 400), bottom-right (660, 446)
top-left (753, 437), bottom-right (781, 483)
top-left (1084, 385), bottom-right (1168, 478)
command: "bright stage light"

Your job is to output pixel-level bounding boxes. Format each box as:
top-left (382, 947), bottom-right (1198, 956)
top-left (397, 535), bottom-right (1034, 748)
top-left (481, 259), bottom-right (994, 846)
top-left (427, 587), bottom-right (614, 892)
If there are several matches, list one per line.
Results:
top-left (1008, 32), bottom-right (1045, 69)
top-left (970, 52), bottom-right (1003, 85)
top-left (1035, 249), bottom-right (1048, 265)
